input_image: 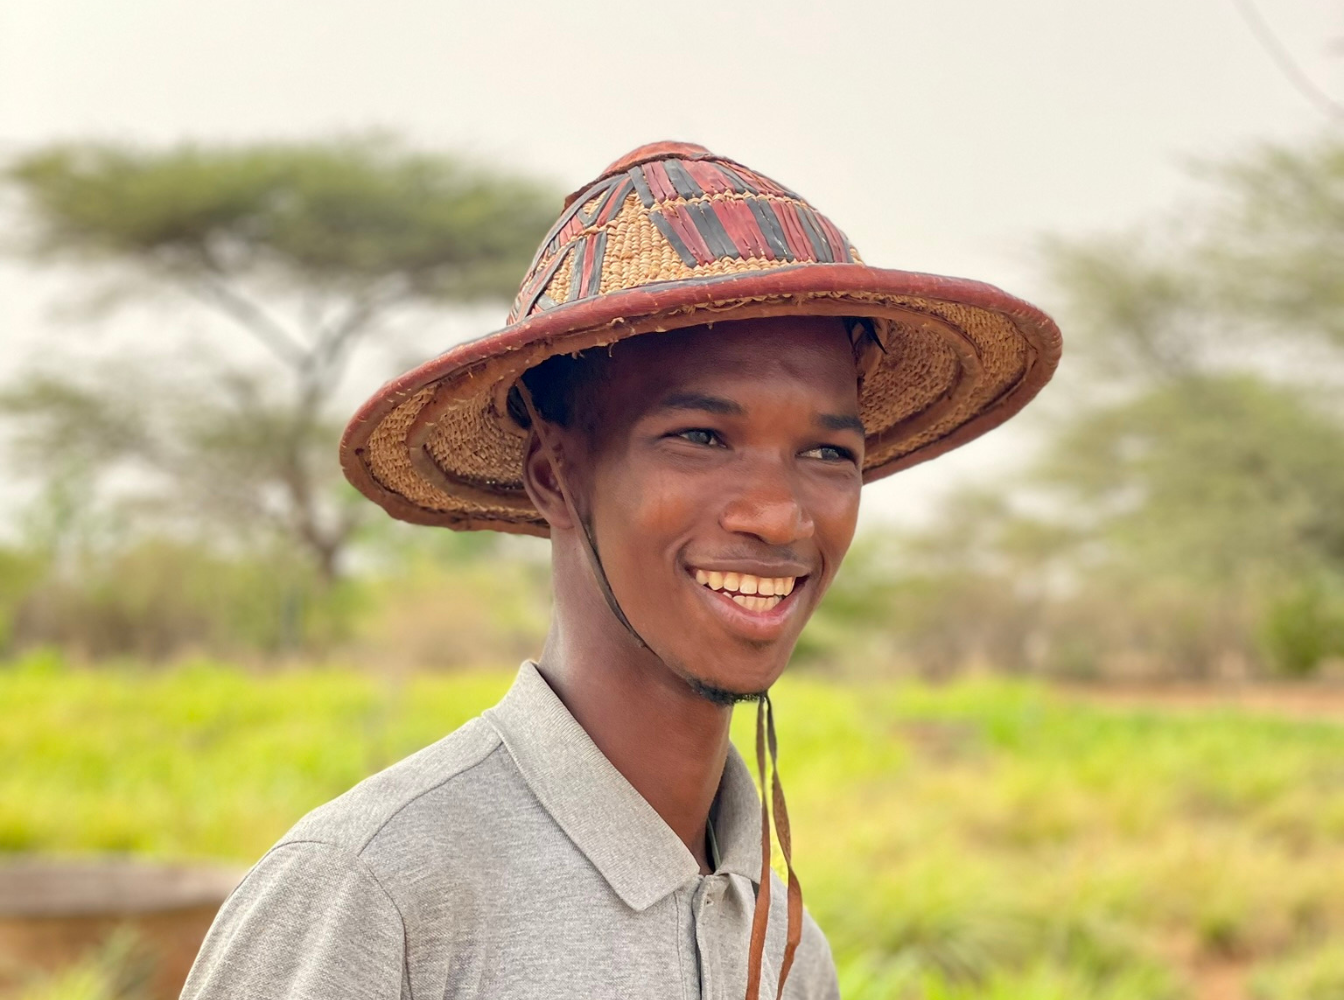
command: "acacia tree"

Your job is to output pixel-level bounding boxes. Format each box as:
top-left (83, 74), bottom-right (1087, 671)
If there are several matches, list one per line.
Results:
top-left (842, 135), bottom-right (1344, 677)
top-left (1035, 135), bottom-right (1344, 562)
top-left (1029, 135), bottom-right (1344, 673)
top-left (3, 139), bottom-right (558, 580)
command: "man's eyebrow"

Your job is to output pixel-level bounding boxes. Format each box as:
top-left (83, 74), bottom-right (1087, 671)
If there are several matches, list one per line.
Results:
top-left (654, 393), bottom-right (864, 433)
top-left (818, 413), bottom-right (867, 435)
top-left (656, 392), bottom-right (745, 416)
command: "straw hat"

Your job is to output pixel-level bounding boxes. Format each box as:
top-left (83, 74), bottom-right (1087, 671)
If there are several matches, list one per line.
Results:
top-left (341, 141), bottom-right (1062, 536)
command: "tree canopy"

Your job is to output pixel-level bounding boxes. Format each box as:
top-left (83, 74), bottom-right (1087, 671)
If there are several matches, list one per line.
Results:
top-left (3, 138), bottom-right (561, 581)
top-left (11, 138), bottom-right (555, 296)
top-left (856, 134), bottom-right (1344, 678)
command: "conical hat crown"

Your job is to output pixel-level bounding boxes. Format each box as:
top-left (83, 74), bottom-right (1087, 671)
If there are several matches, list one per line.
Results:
top-left (508, 142), bottom-right (858, 326)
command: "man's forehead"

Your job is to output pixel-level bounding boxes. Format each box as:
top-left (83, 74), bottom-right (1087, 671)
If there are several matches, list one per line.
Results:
top-left (608, 315), bottom-right (856, 388)
top-left (586, 316), bottom-right (862, 430)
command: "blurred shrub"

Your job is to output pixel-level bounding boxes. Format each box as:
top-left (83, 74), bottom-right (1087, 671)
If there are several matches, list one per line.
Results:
top-left (804, 531), bottom-right (1270, 681)
top-left (1031, 577), bottom-right (1261, 681)
top-left (799, 535), bottom-right (1043, 678)
top-left (1258, 574), bottom-right (1344, 678)
top-left (9, 517), bottom-right (1343, 681)
top-left (0, 526), bottom-right (551, 666)
top-left (10, 540), bottom-right (359, 660)
top-left (0, 546), bottom-right (44, 652)
top-left (0, 524), bottom-right (550, 667)
top-left (346, 546), bottom-right (550, 671)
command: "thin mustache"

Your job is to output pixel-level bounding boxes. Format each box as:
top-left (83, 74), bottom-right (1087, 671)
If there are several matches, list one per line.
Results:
top-left (686, 549), bottom-right (814, 576)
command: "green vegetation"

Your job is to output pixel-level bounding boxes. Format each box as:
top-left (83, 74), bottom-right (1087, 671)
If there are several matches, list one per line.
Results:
top-left (6, 656), bottom-right (1344, 999)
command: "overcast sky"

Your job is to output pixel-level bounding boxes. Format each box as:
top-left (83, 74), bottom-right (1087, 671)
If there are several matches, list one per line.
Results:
top-left (0, 0), bottom-right (1338, 528)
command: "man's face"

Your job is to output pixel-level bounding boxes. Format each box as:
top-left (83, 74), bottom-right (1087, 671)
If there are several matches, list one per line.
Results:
top-left (572, 315), bottom-right (864, 699)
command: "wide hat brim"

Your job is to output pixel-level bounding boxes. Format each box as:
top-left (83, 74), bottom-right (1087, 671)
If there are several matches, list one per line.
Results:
top-left (341, 262), bottom-right (1061, 536)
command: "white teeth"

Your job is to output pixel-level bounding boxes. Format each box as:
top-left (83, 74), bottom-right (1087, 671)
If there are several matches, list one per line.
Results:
top-left (730, 594), bottom-right (783, 612)
top-left (693, 570), bottom-right (799, 598)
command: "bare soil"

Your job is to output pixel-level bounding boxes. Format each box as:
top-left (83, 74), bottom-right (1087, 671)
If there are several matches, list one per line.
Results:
top-left (1056, 681), bottom-right (1344, 723)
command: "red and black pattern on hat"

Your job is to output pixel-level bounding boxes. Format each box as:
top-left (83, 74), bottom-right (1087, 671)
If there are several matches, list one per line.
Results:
top-left (506, 152), bottom-right (856, 324)
top-left (508, 172), bottom-right (632, 322)
top-left (633, 158), bottom-right (852, 268)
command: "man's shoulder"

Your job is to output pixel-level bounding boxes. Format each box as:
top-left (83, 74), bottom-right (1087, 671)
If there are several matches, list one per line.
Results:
top-left (764, 872), bottom-right (840, 999)
top-left (280, 714), bottom-right (511, 857)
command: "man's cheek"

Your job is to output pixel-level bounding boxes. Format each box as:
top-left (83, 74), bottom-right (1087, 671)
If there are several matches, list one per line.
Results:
top-left (813, 481), bottom-right (862, 550)
top-left (629, 469), bottom-right (713, 536)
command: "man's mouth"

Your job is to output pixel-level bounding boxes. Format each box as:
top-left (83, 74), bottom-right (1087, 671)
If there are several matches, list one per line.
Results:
top-left (692, 569), bottom-right (798, 613)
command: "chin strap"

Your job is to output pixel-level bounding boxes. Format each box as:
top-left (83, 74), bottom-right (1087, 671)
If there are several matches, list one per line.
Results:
top-left (515, 381), bottom-right (648, 651)
top-left (515, 379), bottom-right (801, 1000)
top-left (745, 694), bottom-right (803, 1000)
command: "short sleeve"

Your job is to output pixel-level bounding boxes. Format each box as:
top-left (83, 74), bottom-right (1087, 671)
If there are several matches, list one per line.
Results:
top-left (181, 841), bottom-right (408, 1000)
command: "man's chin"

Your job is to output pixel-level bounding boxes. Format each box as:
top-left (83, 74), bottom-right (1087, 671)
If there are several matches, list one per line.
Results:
top-left (652, 632), bottom-right (795, 705)
top-left (682, 655), bottom-right (792, 705)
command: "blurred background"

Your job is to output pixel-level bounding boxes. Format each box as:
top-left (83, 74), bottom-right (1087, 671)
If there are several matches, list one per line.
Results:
top-left (2, 2), bottom-right (1344, 998)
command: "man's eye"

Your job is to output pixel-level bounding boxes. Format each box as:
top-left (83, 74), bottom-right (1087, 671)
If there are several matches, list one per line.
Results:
top-left (802, 444), bottom-right (855, 462)
top-left (676, 429), bottom-right (721, 447)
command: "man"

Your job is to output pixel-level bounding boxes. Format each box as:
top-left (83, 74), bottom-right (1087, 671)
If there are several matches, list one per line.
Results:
top-left (181, 141), bottom-right (1059, 1000)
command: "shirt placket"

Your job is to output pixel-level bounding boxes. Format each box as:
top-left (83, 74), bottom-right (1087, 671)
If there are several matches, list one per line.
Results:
top-left (691, 874), bottom-right (735, 1000)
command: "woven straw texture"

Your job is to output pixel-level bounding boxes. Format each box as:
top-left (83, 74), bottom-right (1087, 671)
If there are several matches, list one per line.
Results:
top-left (342, 142), bottom-right (1062, 535)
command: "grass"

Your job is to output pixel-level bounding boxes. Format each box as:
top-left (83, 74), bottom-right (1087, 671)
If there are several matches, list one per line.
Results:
top-left (5, 652), bottom-right (1344, 999)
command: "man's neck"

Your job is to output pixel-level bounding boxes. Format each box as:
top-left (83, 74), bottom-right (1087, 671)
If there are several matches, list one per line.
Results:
top-left (535, 622), bottom-right (732, 875)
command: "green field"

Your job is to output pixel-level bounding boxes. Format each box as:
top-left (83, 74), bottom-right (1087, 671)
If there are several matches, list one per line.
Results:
top-left (5, 654), bottom-right (1344, 1000)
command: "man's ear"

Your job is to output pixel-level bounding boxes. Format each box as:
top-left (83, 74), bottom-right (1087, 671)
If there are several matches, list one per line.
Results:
top-left (521, 429), bottom-right (576, 531)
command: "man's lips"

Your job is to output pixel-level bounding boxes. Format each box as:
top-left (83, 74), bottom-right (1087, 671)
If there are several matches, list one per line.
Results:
top-left (684, 564), bottom-right (812, 637)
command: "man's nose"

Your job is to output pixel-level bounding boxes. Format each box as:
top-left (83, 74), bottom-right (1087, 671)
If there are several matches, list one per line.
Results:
top-left (718, 464), bottom-right (815, 546)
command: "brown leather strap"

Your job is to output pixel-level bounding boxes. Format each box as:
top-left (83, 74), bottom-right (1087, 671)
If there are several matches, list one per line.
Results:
top-left (745, 695), bottom-right (804, 1000)
top-left (514, 381), bottom-right (649, 651)
top-left (767, 696), bottom-right (803, 998)
top-left (744, 697), bottom-right (772, 1000)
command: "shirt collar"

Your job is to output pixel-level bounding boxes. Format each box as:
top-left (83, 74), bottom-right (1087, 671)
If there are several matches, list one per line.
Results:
top-left (483, 661), bottom-right (765, 911)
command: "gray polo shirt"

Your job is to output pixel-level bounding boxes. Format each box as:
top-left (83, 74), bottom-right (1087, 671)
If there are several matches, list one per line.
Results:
top-left (181, 662), bottom-right (840, 1000)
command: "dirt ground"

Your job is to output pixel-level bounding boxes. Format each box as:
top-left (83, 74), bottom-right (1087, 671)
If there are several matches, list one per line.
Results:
top-left (1057, 681), bottom-right (1344, 723)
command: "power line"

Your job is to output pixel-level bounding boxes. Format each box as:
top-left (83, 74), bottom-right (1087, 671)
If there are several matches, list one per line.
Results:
top-left (1231, 0), bottom-right (1344, 124)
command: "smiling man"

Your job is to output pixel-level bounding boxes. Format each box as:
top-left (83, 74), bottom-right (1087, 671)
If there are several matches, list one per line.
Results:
top-left (181, 142), bottom-right (1059, 1000)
